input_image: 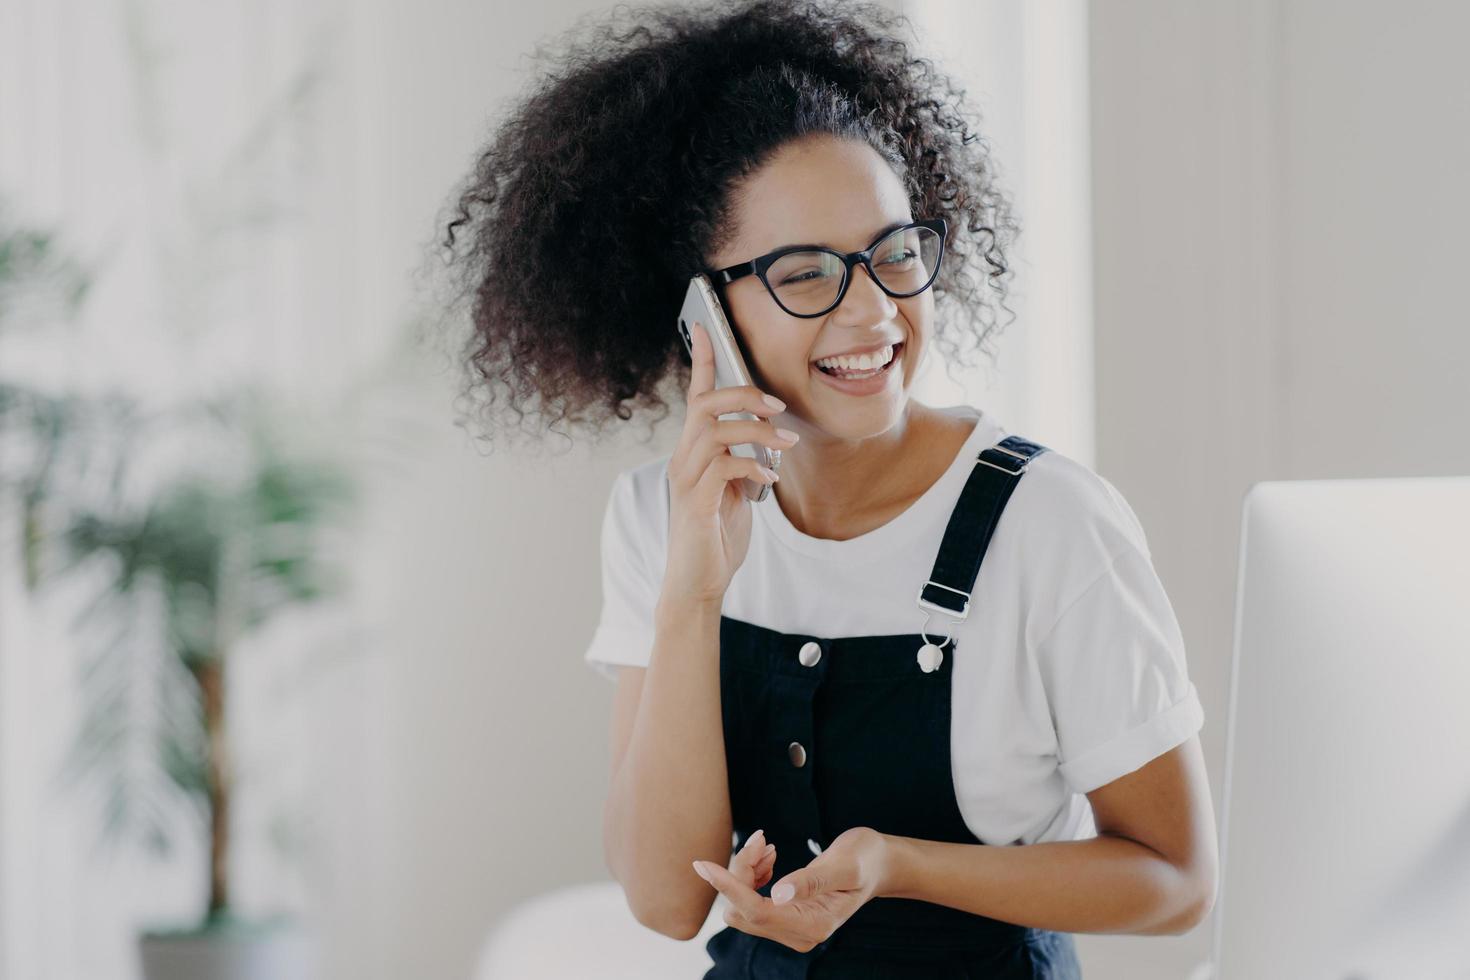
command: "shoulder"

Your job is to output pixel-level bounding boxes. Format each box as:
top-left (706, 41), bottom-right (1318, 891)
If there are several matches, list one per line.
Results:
top-left (952, 410), bottom-right (1146, 564)
top-left (603, 452), bottom-right (674, 573)
top-left (982, 438), bottom-right (1178, 653)
top-left (621, 453), bottom-right (673, 513)
top-left (1002, 441), bottom-right (1152, 564)
top-left (991, 441), bottom-right (1157, 638)
top-left (614, 453), bottom-right (673, 535)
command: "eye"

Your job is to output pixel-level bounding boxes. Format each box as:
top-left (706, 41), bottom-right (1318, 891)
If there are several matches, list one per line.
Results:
top-left (780, 268), bottom-right (831, 285)
top-left (770, 250), bottom-right (842, 288)
top-left (877, 248), bottom-right (918, 267)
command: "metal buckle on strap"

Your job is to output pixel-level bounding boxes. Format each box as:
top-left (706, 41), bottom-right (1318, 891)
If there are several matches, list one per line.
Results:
top-left (977, 443), bottom-right (1031, 476)
top-left (916, 580), bottom-right (971, 621)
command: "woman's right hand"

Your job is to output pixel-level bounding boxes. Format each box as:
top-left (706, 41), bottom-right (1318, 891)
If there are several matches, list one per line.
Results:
top-left (662, 320), bottom-right (798, 607)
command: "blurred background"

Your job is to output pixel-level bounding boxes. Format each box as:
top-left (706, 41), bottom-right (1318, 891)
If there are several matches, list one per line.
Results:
top-left (1, 1), bottom-right (1466, 979)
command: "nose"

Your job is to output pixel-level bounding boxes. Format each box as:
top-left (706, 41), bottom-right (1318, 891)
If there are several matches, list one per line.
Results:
top-left (834, 263), bottom-right (897, 321)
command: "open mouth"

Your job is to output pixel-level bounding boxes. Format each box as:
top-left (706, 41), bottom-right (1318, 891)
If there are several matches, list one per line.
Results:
top-left (813, 341), bottom-right (904, 379)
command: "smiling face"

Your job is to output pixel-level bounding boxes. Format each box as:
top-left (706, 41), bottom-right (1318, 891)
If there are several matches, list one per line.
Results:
top-left (705, 134), bottom-right (934, 443)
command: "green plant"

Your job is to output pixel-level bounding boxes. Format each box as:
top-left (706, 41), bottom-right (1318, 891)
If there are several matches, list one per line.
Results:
top-left (53, 387), bottom-right (356, 922)
top-left (1, 203), bottom-right (362, 929)
top-left (0, 203), bottom-right (96, 588)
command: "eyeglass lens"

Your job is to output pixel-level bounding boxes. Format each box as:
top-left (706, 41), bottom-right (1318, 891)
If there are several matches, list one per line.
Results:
top-left (765, 224), bottom-right (942, 316)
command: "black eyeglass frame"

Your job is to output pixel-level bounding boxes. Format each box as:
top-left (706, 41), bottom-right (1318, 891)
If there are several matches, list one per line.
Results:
top-left (704, 217), bottom-right (950, 319)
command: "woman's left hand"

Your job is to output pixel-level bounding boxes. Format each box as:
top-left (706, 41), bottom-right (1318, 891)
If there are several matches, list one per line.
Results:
top-left (692, 826), bottom-right (892, 953)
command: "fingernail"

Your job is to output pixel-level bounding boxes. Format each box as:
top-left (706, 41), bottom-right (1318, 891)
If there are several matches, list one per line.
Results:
top-left (772, 883), bottom-right (795, 904)
top-left (759, 466), bottom-right (779, 483)
top-left (775, 427), bottom-right (799, 443)
top-left (693, 861), bottom-right (711, 882)
top-left (744, 828), bottom-right (765, 850)
top-left (763, 394), bottom-right (786, 410)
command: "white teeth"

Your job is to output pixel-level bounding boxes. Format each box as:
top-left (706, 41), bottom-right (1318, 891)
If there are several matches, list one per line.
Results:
top-left (814, 344), bottom-right (895, 372)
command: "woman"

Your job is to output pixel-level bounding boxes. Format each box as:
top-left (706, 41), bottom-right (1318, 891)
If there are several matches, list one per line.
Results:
top-left (436, 1), bottom-right (1217, 976)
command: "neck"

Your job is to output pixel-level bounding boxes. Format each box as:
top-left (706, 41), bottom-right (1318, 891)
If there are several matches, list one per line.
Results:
top-left (771, 400), bottom-right (943, 541)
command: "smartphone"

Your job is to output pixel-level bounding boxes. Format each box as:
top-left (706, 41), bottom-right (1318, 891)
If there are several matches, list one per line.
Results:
top-left (677, 274), bottom-right (781, 503)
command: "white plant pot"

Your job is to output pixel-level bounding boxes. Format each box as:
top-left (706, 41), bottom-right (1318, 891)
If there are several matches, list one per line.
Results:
top-left (138, 918), bottom-right (317, 980)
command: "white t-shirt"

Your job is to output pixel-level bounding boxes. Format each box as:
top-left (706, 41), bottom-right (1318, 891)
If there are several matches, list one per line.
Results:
top-left (583, 403), bottom-right (1205, 846)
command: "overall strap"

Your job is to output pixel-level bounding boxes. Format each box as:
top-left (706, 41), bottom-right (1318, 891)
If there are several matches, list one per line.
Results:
top-left (916, 434), bottom-right (1051, 623)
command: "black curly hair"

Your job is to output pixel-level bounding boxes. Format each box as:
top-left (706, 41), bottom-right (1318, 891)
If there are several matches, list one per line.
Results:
top-left (429, 0), bottom-right (1019, 453)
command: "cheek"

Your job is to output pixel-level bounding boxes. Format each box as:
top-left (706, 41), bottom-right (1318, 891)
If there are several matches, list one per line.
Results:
top-left (896, 302), bottom-right (932, 381)
top-left (728, 320), bottom-right (804, 390)
top-left (729, 303), bottom-right (815, 379)
top-left (903, 294), bottom-right (933, 335)
top-left (896, 300), bottom-right (930, 347)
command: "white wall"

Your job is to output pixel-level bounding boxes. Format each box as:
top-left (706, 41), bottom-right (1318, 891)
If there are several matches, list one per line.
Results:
top-left (1089, 1), bottom-right (1470, 977)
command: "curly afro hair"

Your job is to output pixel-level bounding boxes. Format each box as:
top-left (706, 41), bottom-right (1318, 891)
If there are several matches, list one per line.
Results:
top-left (430, 0), bottom-right (1020, 453)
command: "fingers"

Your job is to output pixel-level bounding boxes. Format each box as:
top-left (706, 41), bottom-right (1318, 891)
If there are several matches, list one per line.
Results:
top-left (753, 839), bottom-right (776, 884)
top-left (675, 419), bottom-right (793, 500)
top-left (687, 319), bottom-right (716, 402)
top-left (683, 320), bottom-right (786, 423)
top-left (769, 856), bottom-right (851, 905)
top-left (753, 848), bottom-right (776, 888)
top-left (694, 417), bottom-right (798, 465)
top-left (731, 829), bottom-right (776, 888)
top-left (671, 420), bottom-right (781, 501)
top-left (693, 858), bottom-right (767, 923)
top-left (691, 385), bottom-right (787, 426)
top-left (693, 452), bottom-right (777, 510)
top-left (670, 319), bottom-right (796, 515)
top-left (736, 828), bottom-right (767, 863)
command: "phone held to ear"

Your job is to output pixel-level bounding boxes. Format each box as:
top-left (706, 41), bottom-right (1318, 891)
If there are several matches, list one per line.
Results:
top-left (677, 274), bottom-right (781, 503)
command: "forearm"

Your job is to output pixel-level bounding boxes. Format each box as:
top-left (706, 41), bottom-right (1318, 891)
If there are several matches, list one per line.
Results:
top-left (604, 595), bottom-right (731, 938)
top-left (879, 832), bottom-right (1207, 937)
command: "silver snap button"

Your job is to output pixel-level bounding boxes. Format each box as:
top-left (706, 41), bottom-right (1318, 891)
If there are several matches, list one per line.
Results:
top-left (788, 741), bottom-right (807, 767)
top-left (807, 837), bottom-right (823, 856)
top-left (797, 641), bottom-right (822, 667)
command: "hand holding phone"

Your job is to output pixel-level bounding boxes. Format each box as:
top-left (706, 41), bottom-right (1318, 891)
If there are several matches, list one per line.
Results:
top-left (663, 315), bottom-right (796, 606)
top-left (676, 274), bottom-right (784, 503)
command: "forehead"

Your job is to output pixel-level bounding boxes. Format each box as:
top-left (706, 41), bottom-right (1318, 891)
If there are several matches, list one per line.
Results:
top-left (726, 135), bottom-right (912, 256)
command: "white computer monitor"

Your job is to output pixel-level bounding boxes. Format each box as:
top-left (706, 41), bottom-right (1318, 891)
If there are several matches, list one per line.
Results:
top-left (1211, 475), bottom-right (1470, 980)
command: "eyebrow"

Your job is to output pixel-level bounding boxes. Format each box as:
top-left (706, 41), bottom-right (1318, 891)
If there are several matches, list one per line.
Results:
top-left (774, 218), bottom-right (913, 254)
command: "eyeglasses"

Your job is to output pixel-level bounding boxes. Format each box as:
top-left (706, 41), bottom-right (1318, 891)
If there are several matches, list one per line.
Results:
top-left (705, 217), bottom-right (948, 319)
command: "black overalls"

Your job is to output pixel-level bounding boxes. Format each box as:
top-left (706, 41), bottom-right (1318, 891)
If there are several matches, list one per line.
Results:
top-left (703, 435), bottom-right (1084, 979)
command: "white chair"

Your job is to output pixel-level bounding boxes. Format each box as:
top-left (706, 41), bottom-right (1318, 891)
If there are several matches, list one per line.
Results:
top-left (474, 880), bottom-right (727, 980)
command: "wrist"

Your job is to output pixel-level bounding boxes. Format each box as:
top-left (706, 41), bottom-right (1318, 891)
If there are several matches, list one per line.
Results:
top-left (873, 832), bottom-right (913, 900)
top-left (654, 591), bottom-right (724, 627)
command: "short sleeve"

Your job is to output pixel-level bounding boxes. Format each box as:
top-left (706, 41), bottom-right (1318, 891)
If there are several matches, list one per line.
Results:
top-left (582, 470), bottom-right (661, 681)
top-left (1034, 544), bottom-right (1205, 795)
